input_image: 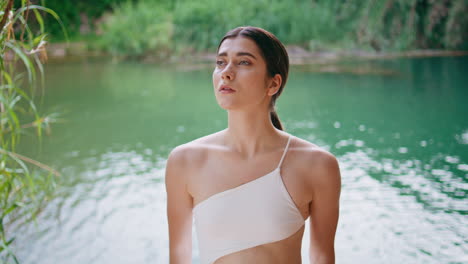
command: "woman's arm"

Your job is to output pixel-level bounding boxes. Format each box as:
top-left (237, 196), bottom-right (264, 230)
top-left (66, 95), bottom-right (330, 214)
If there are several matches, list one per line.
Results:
top-left (165, 146), bottom-right (193, 264)
top-left (308, 151), bottom-right (342, 264)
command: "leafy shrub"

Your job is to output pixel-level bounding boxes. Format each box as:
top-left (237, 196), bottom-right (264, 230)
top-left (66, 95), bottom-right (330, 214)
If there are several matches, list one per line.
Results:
top-left (99, 0), bottom-right (173, 58)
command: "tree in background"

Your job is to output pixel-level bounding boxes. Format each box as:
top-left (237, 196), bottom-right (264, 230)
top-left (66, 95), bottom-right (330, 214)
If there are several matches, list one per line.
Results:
top-left (38, 0), bottom-right (129, 40)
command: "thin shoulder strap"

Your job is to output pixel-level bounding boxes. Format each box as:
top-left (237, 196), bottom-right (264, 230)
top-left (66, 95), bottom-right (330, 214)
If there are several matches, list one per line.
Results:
top-left (277, 135), bottom-right (292, 168)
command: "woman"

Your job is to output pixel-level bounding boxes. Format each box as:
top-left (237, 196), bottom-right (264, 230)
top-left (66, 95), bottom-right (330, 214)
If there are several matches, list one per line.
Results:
top-left (165, 26), bottom-right (341, 264)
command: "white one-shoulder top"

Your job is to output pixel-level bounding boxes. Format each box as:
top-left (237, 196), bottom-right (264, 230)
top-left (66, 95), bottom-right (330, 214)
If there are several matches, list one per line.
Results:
top-left (193, 135), bottom-right (305, 264)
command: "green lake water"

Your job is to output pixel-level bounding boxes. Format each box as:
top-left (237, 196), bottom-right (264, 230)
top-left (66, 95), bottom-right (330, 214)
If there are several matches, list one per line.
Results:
top-left (12, 56), bottom-right (468, 263)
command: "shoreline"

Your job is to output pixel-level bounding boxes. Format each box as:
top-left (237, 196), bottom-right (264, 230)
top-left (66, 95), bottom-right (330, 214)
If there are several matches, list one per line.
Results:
top-left (43, 42), bottom-right (468, 64)
top-left (6, 41), bottom-right (467, 75)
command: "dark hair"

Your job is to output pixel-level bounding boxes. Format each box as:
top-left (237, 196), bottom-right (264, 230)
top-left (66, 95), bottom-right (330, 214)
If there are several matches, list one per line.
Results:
top-left (217, 26), bottom-right (289, 131)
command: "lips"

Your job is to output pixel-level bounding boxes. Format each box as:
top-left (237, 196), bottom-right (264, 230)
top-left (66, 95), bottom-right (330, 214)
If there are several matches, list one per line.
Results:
top-left (219, 85), bottom-right (235, 93)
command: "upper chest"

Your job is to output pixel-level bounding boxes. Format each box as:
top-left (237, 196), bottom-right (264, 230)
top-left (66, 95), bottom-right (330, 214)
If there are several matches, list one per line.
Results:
top-left (187, 149), bottom-right (312, 220)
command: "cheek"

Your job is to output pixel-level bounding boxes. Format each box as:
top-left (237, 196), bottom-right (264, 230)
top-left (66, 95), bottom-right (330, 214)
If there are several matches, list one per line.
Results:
top-left (246, 72), bottom-right (269, 95)
top-left (212, 70), bottom-right (220, 89)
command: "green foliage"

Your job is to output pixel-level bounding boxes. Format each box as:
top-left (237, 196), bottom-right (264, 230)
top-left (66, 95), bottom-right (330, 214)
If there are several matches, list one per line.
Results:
top-left (343, 0), bottom-right (468, 50)
top-left (35, 0), bottom-right (129, 40)
top-left (171, 0), bottom-right (319, 49)
top-left (100, 0), bottom-right (330, 56)
top-left (98, 0), bottom-right (173, 58)
top-left (444, 0), bottom-right (468, 49)
top-left (96, 0), bottom-right (468, 58)
top-left (1, 0), bottom-right (62, 262)
top-left (10, 0), bottom-right (468, 56)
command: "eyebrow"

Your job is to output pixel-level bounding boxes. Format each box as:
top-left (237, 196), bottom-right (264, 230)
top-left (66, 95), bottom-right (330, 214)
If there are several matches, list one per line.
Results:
top-left (217, 52), bottom-right (257, 60)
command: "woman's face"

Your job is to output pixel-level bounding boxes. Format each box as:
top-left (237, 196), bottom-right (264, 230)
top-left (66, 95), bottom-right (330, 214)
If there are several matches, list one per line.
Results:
top-left (213, 36), bottom-right (277, 111)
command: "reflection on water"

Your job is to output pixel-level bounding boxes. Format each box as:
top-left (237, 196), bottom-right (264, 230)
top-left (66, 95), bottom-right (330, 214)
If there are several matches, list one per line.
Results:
top-left (15, 147), bottom-right (169, 263)
top-left (12, 57), bottom-right (468, 263)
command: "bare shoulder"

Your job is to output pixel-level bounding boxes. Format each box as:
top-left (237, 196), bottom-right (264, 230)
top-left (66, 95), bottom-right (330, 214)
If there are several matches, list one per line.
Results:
top-left (289, 136), bottom-right (341, 191)
top-left (166, 131), bottom-right (224, 172)
top-left (290, 136), bottom-right (339, 164)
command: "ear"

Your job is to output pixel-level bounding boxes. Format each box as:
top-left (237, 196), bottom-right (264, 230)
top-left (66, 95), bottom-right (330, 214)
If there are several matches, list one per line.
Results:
top-left (267, 74), bottom-right (282, 96)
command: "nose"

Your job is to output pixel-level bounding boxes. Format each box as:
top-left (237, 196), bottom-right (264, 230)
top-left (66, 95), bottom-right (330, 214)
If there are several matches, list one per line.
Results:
top-left (221, 63), bottom-right (235, 81)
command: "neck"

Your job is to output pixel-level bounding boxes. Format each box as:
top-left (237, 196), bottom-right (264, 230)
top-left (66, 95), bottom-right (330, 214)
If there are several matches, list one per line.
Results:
top-left (224, 109), bottom-right (281, 157)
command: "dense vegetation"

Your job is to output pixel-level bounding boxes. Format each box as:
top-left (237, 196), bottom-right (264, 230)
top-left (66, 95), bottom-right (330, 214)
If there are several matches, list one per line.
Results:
top-left (38, 0), bottom-right (468, 58)
top-left (27, 0), bottom-right (128, 40)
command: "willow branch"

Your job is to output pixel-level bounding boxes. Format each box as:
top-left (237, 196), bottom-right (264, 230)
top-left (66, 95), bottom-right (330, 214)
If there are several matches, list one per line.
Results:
top-left (1, 117), bottom-right (48, 133)
top-left (0, 148), bottom-right (61, 177)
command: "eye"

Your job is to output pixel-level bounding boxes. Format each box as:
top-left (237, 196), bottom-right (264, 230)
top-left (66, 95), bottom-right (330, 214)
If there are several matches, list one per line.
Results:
top-left (216, 60), bottom-right (226, 66)
top-left (239, 60), bottom-right (250, 65)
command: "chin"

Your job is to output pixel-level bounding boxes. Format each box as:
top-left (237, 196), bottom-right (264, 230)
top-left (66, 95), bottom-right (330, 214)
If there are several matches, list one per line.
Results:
top-left (216, 100), bottom-right (238, 110)
top-left (217, 103), bottom-right (235, 110)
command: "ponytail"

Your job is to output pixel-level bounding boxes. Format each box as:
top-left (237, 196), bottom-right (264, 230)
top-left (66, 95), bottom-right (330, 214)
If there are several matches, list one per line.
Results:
top-left (270, 110), bottom-right (283, 131)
